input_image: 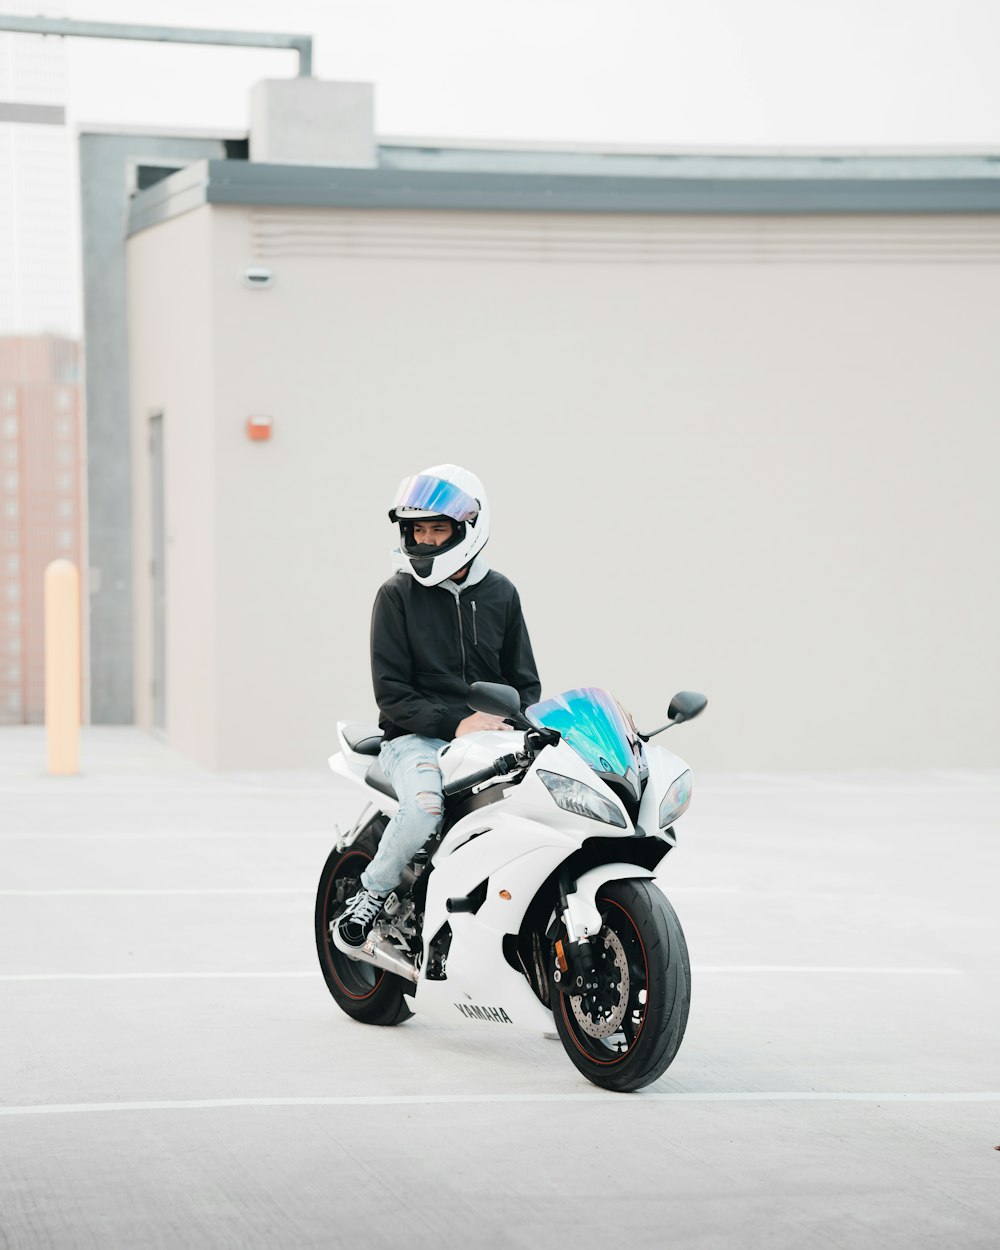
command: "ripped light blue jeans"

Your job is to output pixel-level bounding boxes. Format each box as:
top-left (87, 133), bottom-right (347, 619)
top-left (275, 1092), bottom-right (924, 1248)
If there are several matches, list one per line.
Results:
top-left (361, 734), bottom-right (448, 896)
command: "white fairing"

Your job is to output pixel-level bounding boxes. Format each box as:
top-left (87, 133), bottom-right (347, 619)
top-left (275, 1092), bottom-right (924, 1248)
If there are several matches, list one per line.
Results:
top-left (327, 724), bottom-right (692, 1032)
top-left (564, 863), bottom-right (656, 938)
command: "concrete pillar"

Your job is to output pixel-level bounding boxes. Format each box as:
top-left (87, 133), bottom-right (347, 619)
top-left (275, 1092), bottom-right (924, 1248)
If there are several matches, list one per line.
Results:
top-left (249, 78), bottom-right (376, 167)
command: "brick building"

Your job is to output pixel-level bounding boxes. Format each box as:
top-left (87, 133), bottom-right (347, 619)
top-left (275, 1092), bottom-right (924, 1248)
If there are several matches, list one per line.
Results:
top-left (0, 335), bottom-right (83, 724)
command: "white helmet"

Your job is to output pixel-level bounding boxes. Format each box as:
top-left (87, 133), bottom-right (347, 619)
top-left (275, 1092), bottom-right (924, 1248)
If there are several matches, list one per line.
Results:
top-left (389, 463), bottom-right (490, 587)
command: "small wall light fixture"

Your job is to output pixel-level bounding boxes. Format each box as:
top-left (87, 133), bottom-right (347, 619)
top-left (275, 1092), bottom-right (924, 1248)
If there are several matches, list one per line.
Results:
top-left (241, 266), bottom-right (275, 289)
top-left (246, 415), bottom-right (273, 442)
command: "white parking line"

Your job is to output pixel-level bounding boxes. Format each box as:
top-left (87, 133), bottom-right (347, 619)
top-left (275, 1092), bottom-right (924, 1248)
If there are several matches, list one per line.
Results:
top-left (0, 972), bottom-right (315, 981)
top-left (695, 965), bottom-right (965, 975)
top-left (1, 1091), bottom-right (998, 1117)
top-left (0, 831), bottom-right (334, 840)
top-left (0, 965), bottom-right (966, 982)
top-left (0, 886), bottom-right (739, 897)
top-left (0, 888), bottom-right (312, 896)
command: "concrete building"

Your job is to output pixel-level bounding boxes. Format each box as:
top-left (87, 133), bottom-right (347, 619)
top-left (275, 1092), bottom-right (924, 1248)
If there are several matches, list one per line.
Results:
top-left (118, 84), bottom-right (1000, 771)
top-left (0, 336), bottom-right (82, 725)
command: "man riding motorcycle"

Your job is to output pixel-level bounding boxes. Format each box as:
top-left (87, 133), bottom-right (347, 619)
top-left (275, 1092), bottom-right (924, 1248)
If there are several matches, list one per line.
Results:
top-left (333, 464), bottom-right (541, 957)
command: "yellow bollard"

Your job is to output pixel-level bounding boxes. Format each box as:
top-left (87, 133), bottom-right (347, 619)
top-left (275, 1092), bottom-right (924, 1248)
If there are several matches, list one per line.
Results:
top-left (44, 559), bottom-right (80, 776)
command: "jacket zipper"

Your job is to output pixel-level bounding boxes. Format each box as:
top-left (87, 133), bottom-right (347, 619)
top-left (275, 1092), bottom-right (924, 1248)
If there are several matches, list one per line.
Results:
top-left (472, 600), bottom-right (478, 646)
top-left (455, 596), bottom-right (466, 681)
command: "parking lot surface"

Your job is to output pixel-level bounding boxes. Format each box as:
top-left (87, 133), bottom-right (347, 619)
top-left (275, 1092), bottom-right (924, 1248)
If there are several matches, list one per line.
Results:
top-left (2, 728), bottom-right (998, 1248)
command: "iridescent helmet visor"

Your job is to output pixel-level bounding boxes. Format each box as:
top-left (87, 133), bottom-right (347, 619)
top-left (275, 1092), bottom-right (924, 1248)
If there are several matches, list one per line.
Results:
top-left (390, 474), bottom-right (480, 523)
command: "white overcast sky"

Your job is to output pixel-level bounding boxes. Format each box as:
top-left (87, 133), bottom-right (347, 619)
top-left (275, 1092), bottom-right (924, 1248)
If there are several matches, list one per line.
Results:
top-left (20, 0), bottom-right (1000, 147)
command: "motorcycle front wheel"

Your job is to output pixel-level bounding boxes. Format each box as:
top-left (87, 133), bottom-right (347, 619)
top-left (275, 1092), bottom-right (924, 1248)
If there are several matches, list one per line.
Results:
top-left (552, 878), bottom-right (690, 1093)
top-left (314, 816), bottom-right (413, 1027)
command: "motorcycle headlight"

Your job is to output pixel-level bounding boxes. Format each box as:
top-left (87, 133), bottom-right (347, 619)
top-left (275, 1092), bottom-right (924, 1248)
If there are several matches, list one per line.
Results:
top-left (537, 769), bottom-right (627, 828)
top-left (658, 769), bottom-right (692, 828)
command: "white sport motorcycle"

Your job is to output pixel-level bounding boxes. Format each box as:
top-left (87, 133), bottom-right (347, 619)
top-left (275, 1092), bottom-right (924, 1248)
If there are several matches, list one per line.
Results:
top-left (315, 682), bottom-right (706, 1093)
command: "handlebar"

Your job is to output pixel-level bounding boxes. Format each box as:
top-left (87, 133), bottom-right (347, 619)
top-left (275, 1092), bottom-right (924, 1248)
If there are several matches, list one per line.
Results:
top-left (443, 752), bottom-right (522, 798)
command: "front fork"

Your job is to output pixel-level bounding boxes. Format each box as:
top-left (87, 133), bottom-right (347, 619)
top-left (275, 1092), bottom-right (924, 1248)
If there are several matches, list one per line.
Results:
top-left (549, 870), bottom-right (602, 997)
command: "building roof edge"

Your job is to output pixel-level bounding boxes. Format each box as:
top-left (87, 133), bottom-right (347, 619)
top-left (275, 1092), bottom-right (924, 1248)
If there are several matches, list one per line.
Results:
top-left (126, 153), bottom-right (1000, 237)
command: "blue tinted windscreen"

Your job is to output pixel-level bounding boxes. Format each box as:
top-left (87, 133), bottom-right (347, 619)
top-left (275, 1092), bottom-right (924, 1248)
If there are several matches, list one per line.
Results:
top-left (526, 687), bottom-right (645, 784)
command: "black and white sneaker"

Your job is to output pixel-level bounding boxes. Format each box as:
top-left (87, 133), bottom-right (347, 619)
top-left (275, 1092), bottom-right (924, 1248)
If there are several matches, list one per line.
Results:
top-left (332, 887), bottom-right (387, 955)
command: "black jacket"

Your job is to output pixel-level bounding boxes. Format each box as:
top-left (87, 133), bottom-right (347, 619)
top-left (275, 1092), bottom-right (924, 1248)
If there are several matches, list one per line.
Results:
top-left (371, 568), bottom-right (541, 741)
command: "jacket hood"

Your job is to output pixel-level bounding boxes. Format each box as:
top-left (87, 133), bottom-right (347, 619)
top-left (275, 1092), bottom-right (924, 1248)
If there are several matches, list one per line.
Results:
top-left (434, 553), bottom-right (491, 597)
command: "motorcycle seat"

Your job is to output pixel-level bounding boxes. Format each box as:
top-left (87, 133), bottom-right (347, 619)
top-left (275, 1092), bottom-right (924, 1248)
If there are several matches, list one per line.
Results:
top-left (365, 758), bottom-right (398, 801)
top-left (343, 723), bottom-right (383, 756)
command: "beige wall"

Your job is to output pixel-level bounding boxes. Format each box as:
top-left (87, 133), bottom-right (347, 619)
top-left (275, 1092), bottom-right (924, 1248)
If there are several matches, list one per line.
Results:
top-left (127, 204), bottom-right (1000, 770)
top-left (128, 208), bottom-right (219, 765)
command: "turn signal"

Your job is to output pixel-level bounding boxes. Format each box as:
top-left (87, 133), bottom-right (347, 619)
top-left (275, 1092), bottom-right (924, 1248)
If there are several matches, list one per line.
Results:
top-left (499, 889), bottom-right (512, 900)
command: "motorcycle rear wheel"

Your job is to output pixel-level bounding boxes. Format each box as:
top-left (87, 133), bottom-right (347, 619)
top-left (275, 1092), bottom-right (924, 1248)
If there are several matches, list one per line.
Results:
top-left (314, 818), bottom-right (413, 1027)
top-left (552, 879), bottom-right (690, 1092)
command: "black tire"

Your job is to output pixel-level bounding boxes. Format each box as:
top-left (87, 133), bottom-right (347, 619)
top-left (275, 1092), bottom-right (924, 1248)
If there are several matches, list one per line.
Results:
top-left (552, 879), bottom-right (690, 1092)
top-left (314, 817), bottom-right (413, 1027)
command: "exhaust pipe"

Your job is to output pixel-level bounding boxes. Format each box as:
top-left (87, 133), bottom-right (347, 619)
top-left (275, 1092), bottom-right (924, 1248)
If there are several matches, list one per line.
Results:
top-left (331, 923), bottom-right (419, 983)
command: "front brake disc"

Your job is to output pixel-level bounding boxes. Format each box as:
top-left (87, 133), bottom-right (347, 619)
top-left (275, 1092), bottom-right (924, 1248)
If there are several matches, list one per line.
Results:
top-left (570, 928), bottom-right (630, 1038)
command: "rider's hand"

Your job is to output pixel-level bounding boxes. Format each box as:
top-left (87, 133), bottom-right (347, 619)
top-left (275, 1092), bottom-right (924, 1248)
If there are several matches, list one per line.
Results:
top-left (455, 712), bottom-right (512, 736)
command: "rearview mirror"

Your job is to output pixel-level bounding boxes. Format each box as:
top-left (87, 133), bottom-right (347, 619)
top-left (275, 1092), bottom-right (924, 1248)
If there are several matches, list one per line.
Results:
top-left (639, 690), bottom-right (708, 740)
top-left (668, 691), bottom-right (708, 724)
top-left (467, 681), bottom-right (522, 720)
